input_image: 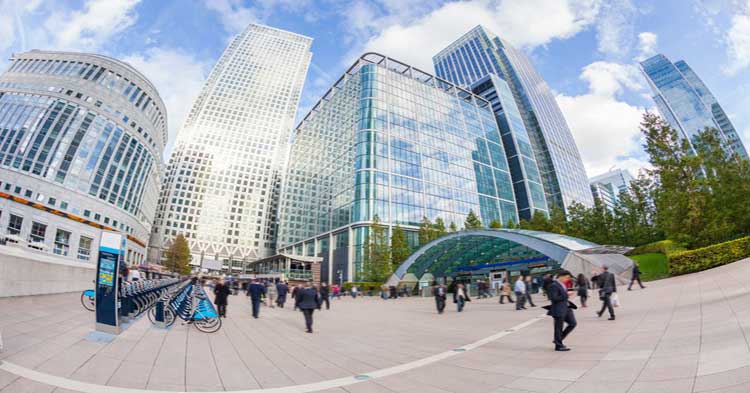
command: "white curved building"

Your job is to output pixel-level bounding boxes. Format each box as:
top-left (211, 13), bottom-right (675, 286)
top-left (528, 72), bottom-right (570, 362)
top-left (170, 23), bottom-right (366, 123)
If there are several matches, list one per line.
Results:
top-left (0, 50), bottom-right (166, 264)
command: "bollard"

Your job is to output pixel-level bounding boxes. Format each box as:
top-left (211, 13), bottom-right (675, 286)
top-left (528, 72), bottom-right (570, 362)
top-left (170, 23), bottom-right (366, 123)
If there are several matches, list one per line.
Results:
top-left (154, 299), bottom-right (166, 329)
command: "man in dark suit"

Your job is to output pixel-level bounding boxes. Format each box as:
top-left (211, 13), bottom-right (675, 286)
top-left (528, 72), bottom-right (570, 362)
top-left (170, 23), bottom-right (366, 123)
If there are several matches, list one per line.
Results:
top-left (545, 270), bottom-right (577, 351)
top-left (319, 282), bottom-right (330, 310)
top-left (246, 279), bottom-right (266, 319)
top-left (296, 281), bottom-right (321, 333)
top-left (596, 265), bottom-right (617, 320)
top-left (628, 262), bottom-right (645, 290)
top-left (433, 284), bottom-right (447, 314)
top-left (276, 281), bottom-right (288, 308)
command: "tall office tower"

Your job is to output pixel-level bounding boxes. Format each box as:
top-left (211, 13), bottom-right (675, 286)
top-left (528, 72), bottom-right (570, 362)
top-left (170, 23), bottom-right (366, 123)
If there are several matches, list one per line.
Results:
top-left (0, 50), bottom-right (167, 264)
top-left (471, 75), bottom-right (548, 220)
top-left (640, 54), bottom-right (748, 159)
top-left (277, 53), bottom-right (519, 282)
top-left (433, 26), bottom-right (594, 213)
top-left (589, 168), bottom-right (634, 212)
top-left (151, 24), bottom-right (312, 271)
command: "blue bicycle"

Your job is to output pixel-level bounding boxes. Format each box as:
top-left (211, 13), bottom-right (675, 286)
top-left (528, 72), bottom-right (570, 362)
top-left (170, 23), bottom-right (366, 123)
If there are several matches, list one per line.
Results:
top-left (80, 289), bottom-right (95, 311)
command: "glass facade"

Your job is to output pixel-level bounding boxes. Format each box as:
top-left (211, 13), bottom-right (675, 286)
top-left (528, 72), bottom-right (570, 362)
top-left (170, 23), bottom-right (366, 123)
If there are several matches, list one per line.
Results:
top-left (589, 168), bottom-right (633, 212)
top-left (640, 54), bottom-right (749, 159)
top-left (151, 24), bottom-right (312, 268)
top-left (433, 26), bottom-right (594, 212)
top-left (0, 51), bottom-right (166, 264)
top-left (278, 53), bottom-right (518, 281)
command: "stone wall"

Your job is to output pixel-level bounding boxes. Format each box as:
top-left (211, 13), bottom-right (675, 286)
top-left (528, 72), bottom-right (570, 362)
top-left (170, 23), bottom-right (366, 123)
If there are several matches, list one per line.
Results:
top-left (0, 244), bottom-right (96, 297)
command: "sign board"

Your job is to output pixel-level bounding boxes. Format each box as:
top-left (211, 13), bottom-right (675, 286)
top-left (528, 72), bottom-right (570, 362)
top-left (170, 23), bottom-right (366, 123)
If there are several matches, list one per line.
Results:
top-left (95, 231), bottom-right (125, 334)
top-left (201, 258), bottom-right (224, 271)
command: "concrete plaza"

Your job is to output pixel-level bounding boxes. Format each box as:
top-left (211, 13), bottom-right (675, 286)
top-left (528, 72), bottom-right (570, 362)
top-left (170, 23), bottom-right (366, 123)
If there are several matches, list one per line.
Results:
top-left (2, 259), bottom-right (750, 393)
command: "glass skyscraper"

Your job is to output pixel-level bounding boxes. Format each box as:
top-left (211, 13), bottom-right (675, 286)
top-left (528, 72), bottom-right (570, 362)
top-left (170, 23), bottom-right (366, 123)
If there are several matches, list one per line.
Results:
top-left (433, 26), bottom-right (594, 213)
top-left (589, 168), bottom-right (634, 212)
top-left (640, 54), bottom-right (748, 159)
top-left (151, 24), bottom-right (312, 271)
top-left (277, 53), bottom-right (518, 282)
top-left (0, 50), bottom-right (167, 264)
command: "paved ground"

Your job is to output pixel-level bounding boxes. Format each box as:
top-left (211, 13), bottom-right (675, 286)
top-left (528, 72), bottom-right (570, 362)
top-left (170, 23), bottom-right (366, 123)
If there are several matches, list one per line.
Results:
top-left (2, 259), bottom-right (750, 393)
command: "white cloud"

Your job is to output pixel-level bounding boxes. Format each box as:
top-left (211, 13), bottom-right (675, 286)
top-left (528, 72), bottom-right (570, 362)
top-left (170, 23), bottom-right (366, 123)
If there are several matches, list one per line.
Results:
top-left (356, 0), bottom-right (602, 70)
top-left (43, 0), bottom-right (141, 51)
top-left (557, 61), bottom-right (650, 176)
top-left (122, 48), bottom-right (210, 159)
top-left (723, 13), bottom-right (750, 75)
top-left (635, 32), bottom-right (658, 61)
top-left (595, 0), bottom-right (637, 57)
top-left (205, 0), bottom-right (312, 34)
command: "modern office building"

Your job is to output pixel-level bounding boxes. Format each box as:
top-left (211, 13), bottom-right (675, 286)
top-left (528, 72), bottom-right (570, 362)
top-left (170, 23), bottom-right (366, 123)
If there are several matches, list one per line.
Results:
top-left (640, 54), bottom-right (749, 159)
top-left (151, 24), bottom-right (312, 271)
top-left (277, 53), bottom-right (519, 282)
top-left (589, 168), bottom-right (634, 212)
top-left (433, 26), bottom-right (594, 213)
top-left (0, 50), bottom-right (167, 264)
top-left (470, 75), bottom-right (548, 220)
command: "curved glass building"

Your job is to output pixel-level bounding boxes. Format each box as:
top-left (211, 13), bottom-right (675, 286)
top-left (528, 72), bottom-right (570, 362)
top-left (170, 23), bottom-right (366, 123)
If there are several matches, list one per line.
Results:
top-left (433, 26), bottom-right (594, 213)
top-left (640, 54), bottom-right (748, 159)
top-left (0, 50), bottom-right (166, 264)
top-left (277, 53), bottom-right (518, 282)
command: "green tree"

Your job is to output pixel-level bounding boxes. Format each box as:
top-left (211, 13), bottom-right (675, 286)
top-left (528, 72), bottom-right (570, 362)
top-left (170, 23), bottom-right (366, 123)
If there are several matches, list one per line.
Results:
top-left (548, 206), bottom-right (567, 234)
top-left (433, 217), bottom-right (448, 238)
top-left (391, 225), bottom-right (411, 267)
top-left (362, 215), bottom-right (392, 282)
top-left (489, 219), bottom-right (503, 229)
top-left (611, 174), bottom-right (662, 246)
top-left (449, 222), bottom-right (458, 232)
top-left (418, 216), bottom-right (433, 245)
top-left (464, 210), bottom-right (483, 229)
top-left (528, 210), bottom-right (552, 231)
top-left (165, 234), bottom-right (191, 274)
top-left (505, 218), bottom-right (517, 229)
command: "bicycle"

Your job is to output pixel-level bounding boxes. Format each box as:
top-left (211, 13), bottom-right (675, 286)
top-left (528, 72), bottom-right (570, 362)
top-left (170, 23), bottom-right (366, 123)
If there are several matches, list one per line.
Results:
top-left (80, 289), bottom-right (95, 311)
top-left (160, 284), bottom-right (222, 333)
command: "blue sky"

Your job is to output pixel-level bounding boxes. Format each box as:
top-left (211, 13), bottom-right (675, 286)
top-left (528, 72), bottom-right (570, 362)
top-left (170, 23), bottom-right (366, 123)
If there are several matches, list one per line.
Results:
top-left (1, 0), bottom-right (748, 177)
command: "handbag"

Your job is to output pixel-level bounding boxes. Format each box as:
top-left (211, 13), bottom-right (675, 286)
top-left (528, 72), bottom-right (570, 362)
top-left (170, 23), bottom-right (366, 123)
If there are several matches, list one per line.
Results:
top-left (611, 293), bottom-right (620, 307)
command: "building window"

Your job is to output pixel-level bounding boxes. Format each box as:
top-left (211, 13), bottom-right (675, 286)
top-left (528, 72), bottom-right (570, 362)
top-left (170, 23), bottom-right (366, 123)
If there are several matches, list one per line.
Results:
top-left (78, 236), bottom-right (92, 261)
top-left (54, 229), bottom-right (71, 256)
top-left (60, 201), bottom-right (68, 210)
top-left (7, 214), bottom-right (23, 236)
top-left (29, 222), bottom-right (47, 243)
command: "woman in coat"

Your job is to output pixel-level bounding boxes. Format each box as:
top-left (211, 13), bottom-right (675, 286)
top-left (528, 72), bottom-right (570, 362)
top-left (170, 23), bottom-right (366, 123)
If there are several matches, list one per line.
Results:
top-left (213, 279), bottom-right (231, 318)
top-left (453, 283), bottom-right (471, 312)
top-left (576, 273), bottom-right (590, 307)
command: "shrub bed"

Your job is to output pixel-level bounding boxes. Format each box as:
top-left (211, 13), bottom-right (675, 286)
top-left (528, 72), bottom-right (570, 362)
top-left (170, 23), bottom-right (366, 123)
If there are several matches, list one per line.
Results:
top-left (626, 240), bottom-right (686, 256)
top-left (342, 282), bottom-right (383, 292)
top-left (669, 236), bottom-right (750, 276)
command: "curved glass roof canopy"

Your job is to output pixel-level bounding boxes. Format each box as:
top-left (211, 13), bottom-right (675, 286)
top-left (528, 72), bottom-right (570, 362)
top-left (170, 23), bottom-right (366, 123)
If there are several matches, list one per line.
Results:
top-left (393, 229), bottom-right (601, 279)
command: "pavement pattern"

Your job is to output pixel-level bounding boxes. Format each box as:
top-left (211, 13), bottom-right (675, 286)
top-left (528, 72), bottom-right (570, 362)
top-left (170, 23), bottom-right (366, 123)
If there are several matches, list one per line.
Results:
top-left (1, 258), bottom-right (750, 393)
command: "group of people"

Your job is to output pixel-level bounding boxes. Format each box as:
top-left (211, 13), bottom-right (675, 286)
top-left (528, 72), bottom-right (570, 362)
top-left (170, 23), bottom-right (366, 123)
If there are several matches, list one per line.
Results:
top-left (210, 278), bottom-right (341, 333)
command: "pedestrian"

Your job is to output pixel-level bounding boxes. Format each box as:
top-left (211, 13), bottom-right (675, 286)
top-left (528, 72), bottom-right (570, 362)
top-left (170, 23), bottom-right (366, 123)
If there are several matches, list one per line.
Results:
top-left (332, 284), bottom-right (340, 299)
top-left (524, 276), bottom-right (536, 307)
top-left (380, 285), bottom-right (388, 300)
top-left (389, 285), bottom-right (397, 299)
top-left (576, 273), bottom-right (589, 307)
top-left (296, 281), bottom-right (321, 333)
top-left (319, 282), bottom-right (330, 310)
top-left (213, 279), bottom-right (231, 318)
top-left (246, 279), bottom-right (266, 319)
top-left (276, 281), bottom-right (288, 308)
top-left (596, 265), bottom-right (617, 320)
top-left (433, 283), bottom-right (447, 314)
top-left (266, 281), bottom-right (277, 308)
top-left (514, 276), bottom-right (526, 310)
top-left (590, 269), bottom-right (600, 290)
top-left (499, 280), bottom-right (514, 304)
top-left (544, 270), bottom-right (577, 351)
top-left (628, 261), bottom-right (646, 290)
top-left (453, 283), bottom-right (470, 312)
top-left (292, 284), bottom-right (302, 310)
top-left (351, 285), bottom-right (359, 299)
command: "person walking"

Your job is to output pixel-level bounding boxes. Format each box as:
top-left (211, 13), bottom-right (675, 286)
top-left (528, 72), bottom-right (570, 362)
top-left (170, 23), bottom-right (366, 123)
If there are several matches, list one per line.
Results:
top-left (453, 283), bottom-right (470, 312)
top-left (351, 285), bottom-right (359, 299)
top-left (628, 262), bottom-right (646, 290)
top-left (541, 273), bottom-right (553, 298)
top-left (433, 283), bottom-right (447, 314)
top-left (544, 270), bottom-right (577, 351)
top-left (332, 284), bottom-right (340, 299)
top-left (266, 281), bottom-right (277, 308)
top-left (576, 273), bottom-right (590, 307)
top-left (524, 276), bottom-right (536, 307)
top-left (499, 280), bottom-right (514, 304)
top-left (596, 266), bottom-right (617, 320)
top-left (276, 281), bottom-right (288, 308)
top-left (246, 279), bottom-right (266, 319)
top-left (319, 282), bottom-right (330, 310)
top-left (514, 276), bottom-right (526, 310)
top-left (213, 279), bottom-right (231, 318)
top-left (296, 281), bottom-right (321, 333)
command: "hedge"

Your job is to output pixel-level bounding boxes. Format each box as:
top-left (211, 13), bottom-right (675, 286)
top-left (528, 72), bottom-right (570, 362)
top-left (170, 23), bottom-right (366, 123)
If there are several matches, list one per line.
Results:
top-left (669, 236), bottom-right (750, 276)
top-left (626, 240), bottom-right (686, 257)
top-left (342, 282), bottom-right (383, 292)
